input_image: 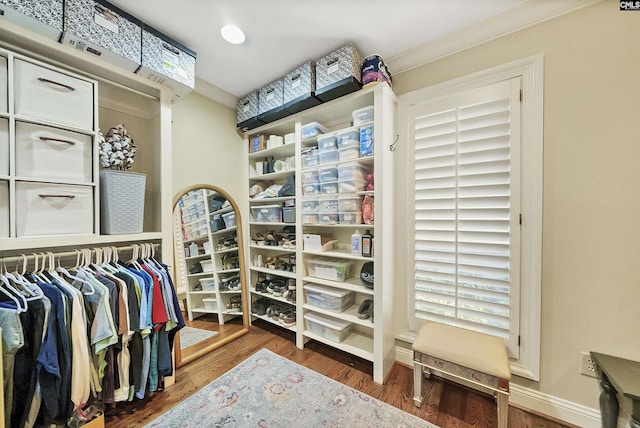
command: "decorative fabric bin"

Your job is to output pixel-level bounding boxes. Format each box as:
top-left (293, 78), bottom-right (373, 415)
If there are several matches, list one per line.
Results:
top-left (237, 91), bottom-right (264, 130)
top-left (62, 0), bottom-right (143, 72)
top-left (137, 24), bottom-right (197, 102)
top-left (315, 43), bottom-right (363, 102)
top-left (99, 170), bottom-right (146, 234)
top-left (0, 0), bottom-right (64, 41)
top-left (283, 61), bottom-right (321, 114)
top-left (258, 78), bottom-right (288, 124)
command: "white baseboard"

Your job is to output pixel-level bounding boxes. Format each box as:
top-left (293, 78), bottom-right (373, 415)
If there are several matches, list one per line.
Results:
top-left (395, 346), bottom-right (608, 428)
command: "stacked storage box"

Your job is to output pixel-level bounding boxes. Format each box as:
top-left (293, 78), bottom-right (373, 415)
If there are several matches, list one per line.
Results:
top-left (315, 43), bottom-right (363, 102)
top-left (0, 0), bottom-right (64, 41)
top-left (137, 24), bottom-right (197, 102)
top-left (237, 91), bottom-right (263, 131)
top-left (62, 0), bottom-right (143, 72)
top-left (258, 78), bottom-right (288, 123)
top-left (283, 61), bottom-right (321, 114)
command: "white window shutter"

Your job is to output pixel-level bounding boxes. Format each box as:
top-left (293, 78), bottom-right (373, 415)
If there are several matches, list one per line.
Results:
top-left (411, 78), bottom-right (521, 357)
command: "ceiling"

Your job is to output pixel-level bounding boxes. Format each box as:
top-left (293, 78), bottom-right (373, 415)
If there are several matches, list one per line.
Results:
top-left (106, 0), bottom-right (591, 102)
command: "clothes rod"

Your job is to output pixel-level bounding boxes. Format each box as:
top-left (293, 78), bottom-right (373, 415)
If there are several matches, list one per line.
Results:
top-left (0, 243), bottom-right (160, 266)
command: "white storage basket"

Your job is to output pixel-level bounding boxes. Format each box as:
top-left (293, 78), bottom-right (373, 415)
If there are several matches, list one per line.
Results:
top-left (100, 170), bottom-right (146, 234)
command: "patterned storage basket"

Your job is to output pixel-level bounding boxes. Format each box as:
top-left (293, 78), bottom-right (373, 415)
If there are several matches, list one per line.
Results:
top-left (99, 170), bottom-right (146, 234)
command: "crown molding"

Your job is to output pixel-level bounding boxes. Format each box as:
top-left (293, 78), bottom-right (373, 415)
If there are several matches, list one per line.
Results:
top-left (387, 0), bottom-right (603, 75)
top-left (194, 77), bottom-right (238, 109)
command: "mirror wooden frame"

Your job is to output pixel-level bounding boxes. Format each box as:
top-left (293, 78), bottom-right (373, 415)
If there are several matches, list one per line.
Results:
top-left (172, 184), bottom-right (250, 368)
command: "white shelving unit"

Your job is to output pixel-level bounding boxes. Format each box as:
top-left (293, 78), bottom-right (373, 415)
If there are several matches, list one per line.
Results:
top-left (244, 84), bottom-right (397, 384)
top-left (174, 188), bottom-right (244, 324)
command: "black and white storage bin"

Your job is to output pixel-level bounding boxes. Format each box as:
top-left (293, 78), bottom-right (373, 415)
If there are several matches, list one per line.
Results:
top-left (258, 78), bottom-right (288, 124)
top-left (237, 91), bottom-right (264, 131)
top-left (137, 25), bottom-right (197, 102)
top-left (61, 0), bottom-right (142, 72)
top-left (0, 0), bottom-right (64, 41)
top-left (315, 43), bottom-right (363, 102)
top-left (283, 61), bottom-right (321, 114)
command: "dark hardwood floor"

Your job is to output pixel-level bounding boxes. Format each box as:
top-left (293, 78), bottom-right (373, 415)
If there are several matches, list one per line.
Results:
top-left (105, 320), bottom-right (579, 428)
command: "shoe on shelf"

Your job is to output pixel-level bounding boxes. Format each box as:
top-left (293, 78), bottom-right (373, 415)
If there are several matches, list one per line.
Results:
top-left (357, 299), bottom-right (374, 321)
top-left (281, 309), bottom-right (296, 326)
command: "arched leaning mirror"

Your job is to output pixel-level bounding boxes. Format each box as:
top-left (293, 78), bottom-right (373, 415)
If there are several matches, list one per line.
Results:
top-left (172, 184), bottom-right (249, 367)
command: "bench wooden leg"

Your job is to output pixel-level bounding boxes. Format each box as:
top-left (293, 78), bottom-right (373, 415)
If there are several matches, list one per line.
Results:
top-left (413, 362), bottom-right (423, 407)
top-left (496, 391), bottom-right (509, 428)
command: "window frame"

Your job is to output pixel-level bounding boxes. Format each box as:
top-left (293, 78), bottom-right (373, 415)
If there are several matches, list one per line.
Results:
top-left (399, 54), bottom-right (543, 381)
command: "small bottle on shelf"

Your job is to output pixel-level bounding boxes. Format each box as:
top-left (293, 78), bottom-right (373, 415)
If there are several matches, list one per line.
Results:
top-left (362, 230), bottom-right (373, 257)
top-left (189, 242), bottom-right (199, 257)
top-left (351, 229), bottom-right (362, 255)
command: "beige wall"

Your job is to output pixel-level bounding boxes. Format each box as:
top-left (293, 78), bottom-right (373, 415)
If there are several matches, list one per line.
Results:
top-left (171, 92), bottom-right (245, 203)
top-left (392, 0), bottom-right (640, 410)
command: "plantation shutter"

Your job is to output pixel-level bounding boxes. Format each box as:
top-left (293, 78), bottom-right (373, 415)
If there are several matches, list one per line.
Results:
top-left (411, 78), bottom-right (521, 357)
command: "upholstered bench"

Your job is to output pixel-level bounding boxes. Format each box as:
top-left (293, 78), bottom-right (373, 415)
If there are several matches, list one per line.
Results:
top-left (413, 321), bottom-right (511, 428)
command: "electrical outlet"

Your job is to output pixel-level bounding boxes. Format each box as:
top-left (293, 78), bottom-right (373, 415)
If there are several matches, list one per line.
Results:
top-left (580, 352), bottom-right (597, 378)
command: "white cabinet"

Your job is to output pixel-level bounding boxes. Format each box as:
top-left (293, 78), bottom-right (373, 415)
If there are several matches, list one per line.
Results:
top-left (175, 189), bottom-right (244, 324)
top-left (244, 84), bottom-right (397, 383)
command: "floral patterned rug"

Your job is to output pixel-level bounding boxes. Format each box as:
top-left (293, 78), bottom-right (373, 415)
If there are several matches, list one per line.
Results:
top-left (145, 348), bottom-right (438, 428)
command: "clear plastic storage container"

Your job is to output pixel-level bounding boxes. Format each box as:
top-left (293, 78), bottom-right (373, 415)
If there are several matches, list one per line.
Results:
top-left (320, 181), bottom-right (339, 195)
top-left (304, 284), bottom-right (354, 312)
top-left (301, 168), bottom-right (319, 184)
top-left (319, 148), bottom-right (339, 164)
top-left (305, 258), bottom-right (354, 282)
top-left (318, 196), bottom-right (339, 212)
top-left (338, 141), bottom-right (360, 161)
top-left (338, 162), bottom-right (369, 181)
top-left (301, 198), bottom-right (319, 213)
top-left (302, 150), bottom-right (320, 168)
top-left (339, 211), bottom-right (363, 224)
top-left (222, 211), bottom-right (236, 228)
top-left (317, 133), bottom-right (337, 150)
top-left (302, 183), bottom-right (321, 196)
top-left (318, 165), bottom-right (338, 182)
top-left (336, 127), bottom-right (360, 148)
top-left (352, 105), bottom-right (374, 125)
top-left (319, 212), bottom-right (339, 225)
top-left (304, 312), bottom-right (353, 343)
top-left (301, 122), bottom-right (327, 139)
top-left (302, 213), bottom-right (320, 224)
top-left (338, 179), bottom-right (368, 193)
top-left (338, 195), bottom-right (363, 212)
top-left (203, 298), bottom-right (218, 311)
top-left (199, 277), bottom-right (216, 291)
top-left (250, 205), bottom-right (282, 222)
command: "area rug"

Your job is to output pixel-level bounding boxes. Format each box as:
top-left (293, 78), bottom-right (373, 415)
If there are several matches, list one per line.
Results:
top-left (179, 326), bottom-right (218, 350)
top-left (145, 348), bottom-right (438, 427)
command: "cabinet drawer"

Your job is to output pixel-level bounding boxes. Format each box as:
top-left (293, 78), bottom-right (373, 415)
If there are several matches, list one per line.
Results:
top-left (0, 180), bottom-right (8, 238)
top-left (15, 122), bottom-right (93, 183)
top-left (14, 59), bottom-right (94, 130)
top-left (0, 55), bottom-right (7, 113)
top-left (16, 181), bottom-right (94, 237)
top-left (0, 118), bottom-right (8, 176)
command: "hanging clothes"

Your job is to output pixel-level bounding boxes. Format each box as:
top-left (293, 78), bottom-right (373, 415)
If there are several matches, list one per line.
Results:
top-left (0, 245), bottom-right (184, 428)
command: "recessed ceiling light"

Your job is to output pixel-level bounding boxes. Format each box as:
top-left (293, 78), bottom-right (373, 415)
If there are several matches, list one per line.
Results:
top-left (221, 25), bottom-right (245, 44)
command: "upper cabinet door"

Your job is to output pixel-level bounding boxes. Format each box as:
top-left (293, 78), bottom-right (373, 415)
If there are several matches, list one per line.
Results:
top-left (14, 58), bottom-right (94, 130)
